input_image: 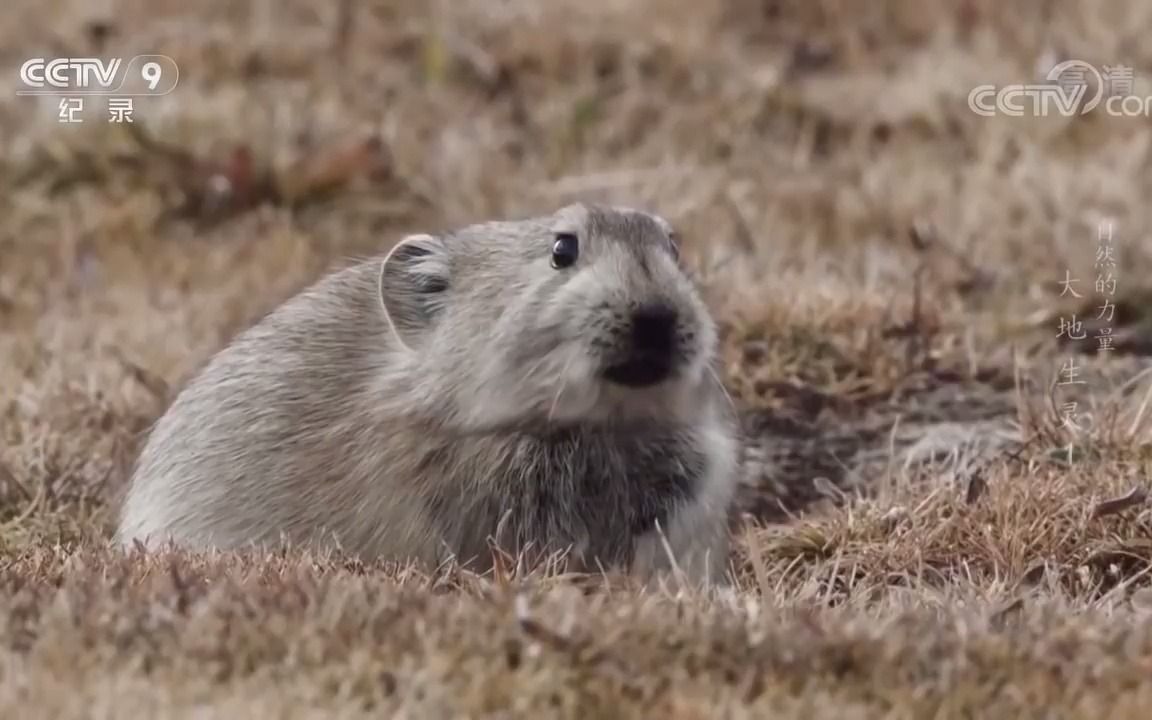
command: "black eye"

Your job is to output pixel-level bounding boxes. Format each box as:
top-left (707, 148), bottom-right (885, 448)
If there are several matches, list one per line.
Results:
top-left (551, 232), bottom-right (579, 269)
top-left (667, 232), bottom-right (680, 261)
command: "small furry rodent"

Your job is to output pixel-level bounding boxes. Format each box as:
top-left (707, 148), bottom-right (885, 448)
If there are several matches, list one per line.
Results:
top-left (117, 203), bottom-right (739, 584)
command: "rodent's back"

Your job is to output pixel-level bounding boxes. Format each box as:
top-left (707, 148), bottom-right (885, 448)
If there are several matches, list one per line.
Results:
top-left (117, 260), bottom-right (421, 553)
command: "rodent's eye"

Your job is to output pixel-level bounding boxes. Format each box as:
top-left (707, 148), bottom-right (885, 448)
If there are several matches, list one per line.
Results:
top-left (666, 232), bottom-right (681, 262)
top-left (551, 232), bottom-right (579, 269)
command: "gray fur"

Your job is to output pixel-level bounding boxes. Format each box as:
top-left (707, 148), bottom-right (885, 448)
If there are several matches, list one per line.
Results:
top-left (116, 204), bottom-right (739, 585)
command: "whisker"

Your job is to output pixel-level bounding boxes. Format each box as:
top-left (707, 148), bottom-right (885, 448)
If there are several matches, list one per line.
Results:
top-left (548, 354), bottom-right (577, 422)
top-left (519, 353), bottom-right (554, 386)
top-left (708, 365), bottom-right (738, 415)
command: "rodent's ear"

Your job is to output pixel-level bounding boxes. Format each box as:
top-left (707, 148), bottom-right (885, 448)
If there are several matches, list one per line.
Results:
top-left (378, 233), bottom-right (450, 351)
top-left (650, 213), bottom-right (675, 237)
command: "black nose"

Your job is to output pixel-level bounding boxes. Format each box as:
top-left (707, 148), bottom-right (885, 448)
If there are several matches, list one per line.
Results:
top-left (603, 305), bottom-right (679, 388)
top-left (630, 305), bottom-right (678, 355)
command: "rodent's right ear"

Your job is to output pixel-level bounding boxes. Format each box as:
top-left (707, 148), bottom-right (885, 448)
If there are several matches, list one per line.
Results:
top-left (378, 233), bottom-right (450, 351)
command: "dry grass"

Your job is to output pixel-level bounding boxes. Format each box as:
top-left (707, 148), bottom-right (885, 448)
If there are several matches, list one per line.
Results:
top-left (4, 0), bottom-right (1152, 716)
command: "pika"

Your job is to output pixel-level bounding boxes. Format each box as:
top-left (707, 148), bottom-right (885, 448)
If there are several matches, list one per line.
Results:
top-left (117, 204), bottom-right (739, 585)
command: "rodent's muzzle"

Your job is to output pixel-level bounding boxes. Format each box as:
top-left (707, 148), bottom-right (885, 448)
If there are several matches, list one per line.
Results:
top-left (602, 304), bottom-right (680, 388)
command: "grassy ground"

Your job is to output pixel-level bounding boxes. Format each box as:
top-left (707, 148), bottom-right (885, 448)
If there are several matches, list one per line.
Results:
top-left (4, 0), bottom-right (1152, 716)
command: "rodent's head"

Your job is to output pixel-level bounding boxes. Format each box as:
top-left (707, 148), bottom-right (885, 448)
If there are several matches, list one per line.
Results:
top-left (378, 203), bottom-right (720, 430)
